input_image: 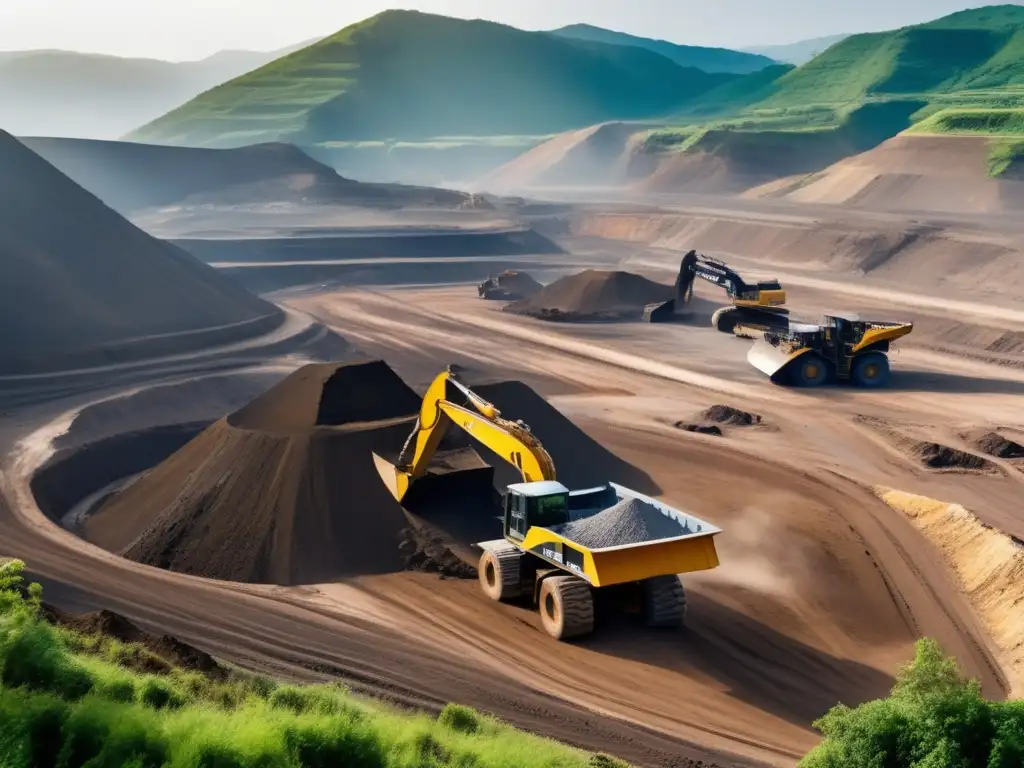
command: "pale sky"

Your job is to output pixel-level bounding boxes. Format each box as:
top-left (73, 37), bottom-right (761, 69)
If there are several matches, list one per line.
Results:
top-left (1, 0), bottom-right (1015, 61)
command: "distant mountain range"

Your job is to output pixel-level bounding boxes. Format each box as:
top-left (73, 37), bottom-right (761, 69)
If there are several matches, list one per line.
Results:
top-left (548, 24), bottom-right (775, 73)
top-left (0, 38), bottom-right (318, 139)
top-left (130, 11), bottom-right (740, 147)
top-left (742, 34), bottom-right (850, 65)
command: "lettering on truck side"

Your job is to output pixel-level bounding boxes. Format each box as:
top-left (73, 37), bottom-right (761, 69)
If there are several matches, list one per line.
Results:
top-left (542, 547), bottom-right (563, 564)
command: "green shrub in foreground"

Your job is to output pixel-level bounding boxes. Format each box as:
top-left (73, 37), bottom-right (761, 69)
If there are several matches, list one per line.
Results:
top-left (800, 638), bottom-right (1024, 767)
top-left (0, 560), bottom-right (597, 768)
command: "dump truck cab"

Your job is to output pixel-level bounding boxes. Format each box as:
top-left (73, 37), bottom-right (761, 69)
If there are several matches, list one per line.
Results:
top-left (504, 481), bottom-right (571, 540)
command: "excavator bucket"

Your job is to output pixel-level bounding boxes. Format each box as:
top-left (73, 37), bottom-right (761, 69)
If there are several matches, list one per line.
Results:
top-left (643, 298), bottom-right (678, 323)
top-left (372, 452), bottom-right (410, 502)
top-left (747, 338), bottom-right (805, 379)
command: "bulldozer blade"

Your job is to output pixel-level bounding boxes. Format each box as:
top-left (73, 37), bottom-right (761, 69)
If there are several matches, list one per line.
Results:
top-left (372, 452), bottom-right (410, 502)
top-left (747, 339), bottom-right (801, 378)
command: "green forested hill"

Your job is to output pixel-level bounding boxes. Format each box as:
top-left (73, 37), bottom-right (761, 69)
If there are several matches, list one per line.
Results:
top-left (130, 10), bottom-right (733, 147)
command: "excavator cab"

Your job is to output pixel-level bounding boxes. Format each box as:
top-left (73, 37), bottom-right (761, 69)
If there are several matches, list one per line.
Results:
top-left (504, 481), bottom-right (570, 540)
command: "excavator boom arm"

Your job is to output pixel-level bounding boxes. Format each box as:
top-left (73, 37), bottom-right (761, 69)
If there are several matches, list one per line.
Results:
top-left (378, 369), bottom-right (556, 501)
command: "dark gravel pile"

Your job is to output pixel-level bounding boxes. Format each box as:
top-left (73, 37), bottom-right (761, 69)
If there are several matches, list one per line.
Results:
top-left (551, 497), bottom-right (685, 549)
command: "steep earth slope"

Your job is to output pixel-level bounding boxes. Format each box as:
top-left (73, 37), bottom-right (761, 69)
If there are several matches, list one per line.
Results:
top-left (21, 137), bottom-right (478, 213)
top-left (758, 134), bottom-right (1024, 213)
top-left (0, 131), bottom-right (281, 374)
top-left (130, 10), bottom-right (730, 147)
top-left (549, 24), bottom-right (774, 74)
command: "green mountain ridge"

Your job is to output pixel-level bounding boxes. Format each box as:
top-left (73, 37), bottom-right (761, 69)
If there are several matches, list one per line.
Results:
top-left (755, 4), bottom-right (1024, 109)
top-left (129, 10), bottom-right (737, 148)
top-left (548, 23), bottom-right (775, 73)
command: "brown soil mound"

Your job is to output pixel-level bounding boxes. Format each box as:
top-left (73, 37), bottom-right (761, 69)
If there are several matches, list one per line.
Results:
top-left (478, 270), bottom-right (543, 301)
top-left (42, 604), bottom-right (224, 678)
top-left (86, 361), bottom-right (423, 584)
top-left (505, 270), bottom-right (672, 322)
top-left (0, 131), bottom-right (282, 375)
top-left (21, 137), bottom-right (478, 214)
top-left (965, 430), bottom-right (1024, 460)
top-left (701, 404), bottom-right (763, 426)
top-left (84, 362), bottom-right (654, 586)
top-left (912, 441), bottom-right (994, 472)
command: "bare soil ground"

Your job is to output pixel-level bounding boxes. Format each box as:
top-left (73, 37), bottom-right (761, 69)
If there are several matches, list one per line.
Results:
top-left (3, 195), bottom-right (1024, 767)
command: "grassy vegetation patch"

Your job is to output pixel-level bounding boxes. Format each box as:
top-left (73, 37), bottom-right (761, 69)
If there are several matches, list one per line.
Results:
top-left (911, 107), bottom-right (1024, 135)
top-left (800, 638), bottom-right (1024, 767)
top-left (0, 559), bottom-right (615, 768)
top-left (988, 140), bottom-right (1024, 177)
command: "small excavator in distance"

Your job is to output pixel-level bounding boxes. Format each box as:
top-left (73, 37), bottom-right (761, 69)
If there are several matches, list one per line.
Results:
top-left (373, 367), bottom-right (721, 641)
top-left (644, 249), bottom-right (789, 335)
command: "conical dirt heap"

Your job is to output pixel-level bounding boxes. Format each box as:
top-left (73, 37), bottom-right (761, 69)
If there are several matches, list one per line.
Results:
top-left (86, 361), bottom-right (423, 585)
top-left (505, 270), bottom-right (672, 320)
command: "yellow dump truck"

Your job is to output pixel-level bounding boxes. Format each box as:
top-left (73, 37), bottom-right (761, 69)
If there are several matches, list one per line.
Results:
top-left (374, 367), bottom-right (722, 640)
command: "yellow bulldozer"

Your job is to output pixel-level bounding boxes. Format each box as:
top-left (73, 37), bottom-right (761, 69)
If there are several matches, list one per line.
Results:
top-left (374, 367), bottom-right (721, 640)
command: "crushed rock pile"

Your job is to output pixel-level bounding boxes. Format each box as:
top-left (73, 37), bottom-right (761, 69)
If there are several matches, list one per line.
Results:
top-left (551, 497), bottom-right (683, 549)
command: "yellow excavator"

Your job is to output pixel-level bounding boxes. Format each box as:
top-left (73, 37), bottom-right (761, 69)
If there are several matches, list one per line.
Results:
top-left (373, 367), bottom-right (721, 641)
top-left (644, 250), bottom-right (789, 335)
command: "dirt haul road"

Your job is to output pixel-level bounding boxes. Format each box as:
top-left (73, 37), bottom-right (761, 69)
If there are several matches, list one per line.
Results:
top-left (3, 275), bottom-right (1023, 767)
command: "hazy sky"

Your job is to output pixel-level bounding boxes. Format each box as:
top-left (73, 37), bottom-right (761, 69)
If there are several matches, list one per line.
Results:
top-left (1, 0), bottom-right (1015, 60)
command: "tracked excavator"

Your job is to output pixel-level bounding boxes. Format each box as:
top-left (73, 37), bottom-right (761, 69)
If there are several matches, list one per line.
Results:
top-left (373, 367), bottom-right (721, 641)
top-left (644, 250), bottom-right (789, 335)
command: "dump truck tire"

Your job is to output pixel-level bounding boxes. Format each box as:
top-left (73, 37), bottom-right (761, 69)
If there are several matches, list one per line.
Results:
top-left (711, 306), bottom-right (739, 334)
top-left (643, 575), bottom-right (687, 628)
top-left (478, 545), bottom-right (523, 602)
top-left (851, 352), bottom-right (890, 388)
top-left (789, 353), bottom-right (829, 387)
top-left (539, 575), bottom-right (594, 640)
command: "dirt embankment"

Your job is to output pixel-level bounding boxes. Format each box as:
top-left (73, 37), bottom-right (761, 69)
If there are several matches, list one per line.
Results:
top-left (756, 135), bottom-right (1024, 214)
top-left (505, 270), bottom-right (672, 321)
top-left (81, 361), bottom-right (653, 586)
top-left (21, 137), bottom-right (487, 213)
top-left (0, 131), bottom-right (283, 375)
top-left (876, 489), bottom-right (1024, 693)
top-left (572, 210), bottom-right (1024, 298)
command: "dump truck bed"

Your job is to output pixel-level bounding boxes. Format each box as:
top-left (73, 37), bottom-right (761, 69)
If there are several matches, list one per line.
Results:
top-left (512, 483), bottom-right (721, 587)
